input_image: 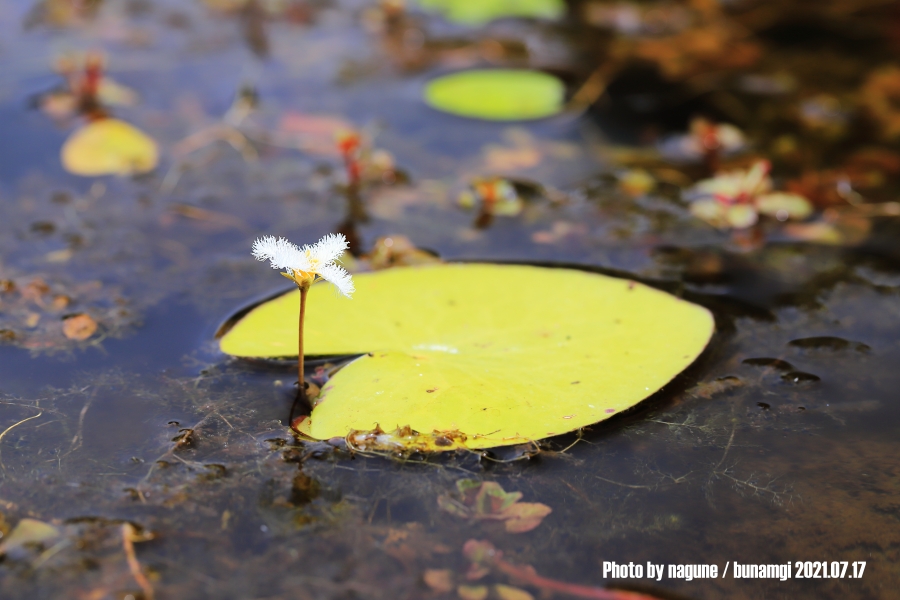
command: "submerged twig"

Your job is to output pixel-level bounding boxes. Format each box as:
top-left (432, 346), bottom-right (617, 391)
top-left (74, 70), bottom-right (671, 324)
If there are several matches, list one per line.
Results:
top-left (711, 423), bottom-right (736, 473)
top-left (0, 410), bottom-right (43, 472)
top-left (122, 523), bottom-right (154, 600)
top-left (594, 476), bottom-right (655, 490)
top-left (31, 538), bottom-right (72, 570)
top-left (62, 387), bottom-right (96, 459)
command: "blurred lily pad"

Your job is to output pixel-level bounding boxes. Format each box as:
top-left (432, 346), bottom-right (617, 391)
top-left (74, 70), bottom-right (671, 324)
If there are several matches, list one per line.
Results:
top-left (0, 518), bottom-right (60, 560)
top-left (61, 118), bottom-right (158, 176)
top-left (417, 0), bottom-right (565, 25)
top-left (219, 264), bottom-right (714, 450)
top-left (755, 192), bottom-right (814, 220)
top-left (424, 70), bottom-right (565, 121)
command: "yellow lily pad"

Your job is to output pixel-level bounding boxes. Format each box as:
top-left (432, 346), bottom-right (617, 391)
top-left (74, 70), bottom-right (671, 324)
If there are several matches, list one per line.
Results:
top-left (61, 118), bottom-right (158, 176)
top-left (424, 70), bottom-right (565, 121)
top-left (417, 0), bottom-right (565, 25)
top-left (219, 264), bottom-right (714, 450)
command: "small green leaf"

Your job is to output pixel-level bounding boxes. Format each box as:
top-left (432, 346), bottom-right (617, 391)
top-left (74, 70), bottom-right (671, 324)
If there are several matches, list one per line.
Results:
top-left (474, 482), bottom-right (522, 516)
top-left (457, 478), bottom-right (483, 502)
top-left (726, 204), bottom-right (759, 229)
top-left (424, 70), bottom-right (565, 121)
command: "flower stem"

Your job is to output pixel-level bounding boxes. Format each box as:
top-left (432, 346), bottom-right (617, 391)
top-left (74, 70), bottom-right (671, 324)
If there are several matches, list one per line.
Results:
top-left (297, 282), bottom-right (310, 400)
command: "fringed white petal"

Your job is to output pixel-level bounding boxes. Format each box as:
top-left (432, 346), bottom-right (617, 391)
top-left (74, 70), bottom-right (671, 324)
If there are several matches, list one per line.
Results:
top-left (251, 235), bottom-right (278, 261)
top-left (308, 233), bottom-right (350, 265)
top-left (252, 236), bottom-right (292, 268)
top-left (317, 262), bottom-right (355, 298)
top-left (252, 236), bottom-right (306, 271)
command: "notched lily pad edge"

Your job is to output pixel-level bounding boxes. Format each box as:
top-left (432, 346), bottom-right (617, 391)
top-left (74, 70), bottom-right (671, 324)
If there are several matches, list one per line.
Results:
top-left (213, 287), bottom-right (357, 366)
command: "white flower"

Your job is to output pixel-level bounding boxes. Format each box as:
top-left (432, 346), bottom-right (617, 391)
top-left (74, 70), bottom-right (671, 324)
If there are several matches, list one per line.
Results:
top-left (252, 233), bottom-right (355, 297)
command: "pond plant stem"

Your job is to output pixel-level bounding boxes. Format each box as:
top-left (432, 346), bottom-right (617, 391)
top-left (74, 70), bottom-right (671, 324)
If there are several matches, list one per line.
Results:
top-left (298, 282), bottom-right (310, 402)
top-left (463, 539), bottom-right (663, 600)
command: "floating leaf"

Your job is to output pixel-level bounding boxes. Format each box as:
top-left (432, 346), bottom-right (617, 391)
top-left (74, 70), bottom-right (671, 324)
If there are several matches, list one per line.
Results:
top-left (459, 178), bottom-right (523, 217)
top-left (689, 199), bottom-right (759, 230)
top-left (618, 169), bottom-right (655, 197)
top-left (220, 264), bottom-right (714, 450)
top-left (755, 192), bottom-right (813, 220)
top-left (0, 518), bottom-right (60, 559)
top-left (424, 569), bottom-right (455, 593)
top-left (61, 118), bottom-right (158, 176)
top-left (417, 0), bottom-right (564, 25)
top-left (424, 70), bottom-right (565, 121)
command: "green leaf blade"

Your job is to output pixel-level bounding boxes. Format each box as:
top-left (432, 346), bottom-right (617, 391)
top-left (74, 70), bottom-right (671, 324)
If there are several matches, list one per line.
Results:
top-left (424, 70), bottom-right (565, 121)
top-left (220, 264), bottom-right (715, 450)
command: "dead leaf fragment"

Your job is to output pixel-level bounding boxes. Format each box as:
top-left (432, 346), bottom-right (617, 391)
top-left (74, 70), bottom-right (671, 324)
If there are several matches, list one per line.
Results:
top-left (424, 569), bottom-right (455, 593)
top-left (501, 502), bottom-right (554, 533)
top-left (688, 376), bottom-right (743, 399)
top-left (63, 313), bottom-right (98, 340)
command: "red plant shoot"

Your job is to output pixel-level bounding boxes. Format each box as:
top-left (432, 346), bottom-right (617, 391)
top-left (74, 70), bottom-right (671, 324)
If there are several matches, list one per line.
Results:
top-left (337, 130), bottom-right (363, 188)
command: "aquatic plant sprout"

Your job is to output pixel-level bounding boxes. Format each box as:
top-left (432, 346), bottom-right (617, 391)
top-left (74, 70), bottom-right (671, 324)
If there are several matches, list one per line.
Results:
top-left (686, 160), bottom-right (813, 229)
top-left (252, 233), bottom-right (354, 297)
top-left (251, 233), bottom-right (354, 400)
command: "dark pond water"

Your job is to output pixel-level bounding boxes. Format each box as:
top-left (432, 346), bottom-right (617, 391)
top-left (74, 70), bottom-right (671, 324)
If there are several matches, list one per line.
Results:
top-left (2, 1), bottom-right (900, 599)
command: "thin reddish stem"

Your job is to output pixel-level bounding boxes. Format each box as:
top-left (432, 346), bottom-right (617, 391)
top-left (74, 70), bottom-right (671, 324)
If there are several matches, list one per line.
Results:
top-left (463, 540), bottom-right (663, 600)
top-left (298, 283), bottom-right (309, 399)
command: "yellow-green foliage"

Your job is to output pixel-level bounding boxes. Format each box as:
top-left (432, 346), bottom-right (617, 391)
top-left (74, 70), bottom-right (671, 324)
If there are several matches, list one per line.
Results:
top-left (220, 264), bottom-right (714, 450)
